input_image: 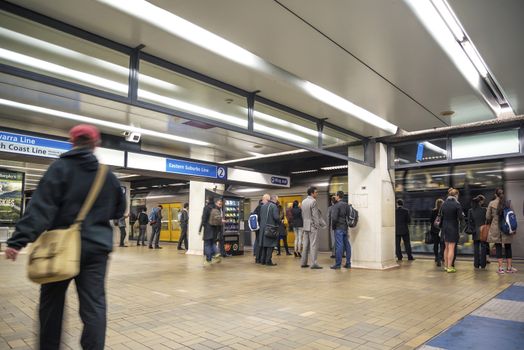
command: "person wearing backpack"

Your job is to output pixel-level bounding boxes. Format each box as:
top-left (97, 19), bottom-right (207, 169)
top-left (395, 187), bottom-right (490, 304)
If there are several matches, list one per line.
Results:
top-left (137, 207), bottom-right (149, 246)
top-left (5, 124), bottom-right (125, 350)
top-left (258, 194), bottom-right (280, 266)
top-left (487, 189), bottom-right (517, 274)
top-left (148, 205), bottom-right (163, 249)
top-left (330, 191), bottom-right (352, 269)
top-left (200, 197), bottom-right (224, 264)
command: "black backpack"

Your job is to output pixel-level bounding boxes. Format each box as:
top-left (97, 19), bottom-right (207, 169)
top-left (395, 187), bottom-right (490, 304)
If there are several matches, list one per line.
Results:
top-left (346, 204), bottom-right (359, 228)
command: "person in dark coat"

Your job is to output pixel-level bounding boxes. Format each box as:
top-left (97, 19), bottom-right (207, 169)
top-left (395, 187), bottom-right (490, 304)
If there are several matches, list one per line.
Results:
top-left (258, 194), bottom-right (280, 266)
top-left (5, 124), bottom-right (126, 350)
top-left (440, 188), bottom-right (464, 273)
top-left (430, 198), bottom-right (444, 266)
top-left (276, 202), bottom-right (292, 256)
top-left (291, 200), bottom-right (303, 258)
top-left (137, 207), bottom-right (149, 246)
top-left (468, 195), bottom-right (487, 268)
top-left (177, 202), bottom-right (189, 250)
top-left (254, 194), bottom-right (269, 262)
top-left (200, 197), bottom-right (223, 263)
top-left (395, 199), bottom-right (414, 261)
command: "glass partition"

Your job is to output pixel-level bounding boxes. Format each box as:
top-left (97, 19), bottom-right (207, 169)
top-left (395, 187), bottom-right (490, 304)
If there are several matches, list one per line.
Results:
top-left (452, 129), bottom-right (519, 159)
top-left (322, 126), bottom-right (358, 148)
top-left (0, 10), bottom-right (129, 95)
top-left (394, 138), bottom-right (448, 166)
top-left (138, 60), bottom-right (248, 128)
top-left (253, 101), bottom-right (318, 145)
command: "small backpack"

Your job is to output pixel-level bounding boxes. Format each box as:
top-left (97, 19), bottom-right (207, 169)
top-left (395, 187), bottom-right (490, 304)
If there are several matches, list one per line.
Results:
top-left (248, 213), bottom-right (259, 231)
top-left (346, 204), bottom-right (359, 228)
top-left (149, 209), bottom-right (157, 224)
top-left (500, 204), bottom-right (517, 235)
top-left (208, 208), bottom-right (222, 226)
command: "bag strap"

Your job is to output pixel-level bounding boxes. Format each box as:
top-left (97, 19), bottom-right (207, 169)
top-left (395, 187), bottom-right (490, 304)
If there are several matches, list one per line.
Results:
top-left (74, 164), bottom-right (109, 224)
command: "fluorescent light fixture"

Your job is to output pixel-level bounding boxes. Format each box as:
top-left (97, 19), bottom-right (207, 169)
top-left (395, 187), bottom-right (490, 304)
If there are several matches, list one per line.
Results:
top-left (234, 188), bottom-right (265, 193)
top-left (168, 183), bottom-right (188, 186)
top-left (321, 165), bottom-right (348, 171)
top-left (251, 110), bottom-right (318, 137)
top-left (24, 174), bottom-right (43, 178)
top-left (504, 167), bottom-right (524, 173)
top-left (117, 174), bottom-right (140, 179)
top-left (99, 0), bottom-right (398, 135)
top-left (290, 169), bottom-right (318, 174)
top-left (422, 141), bottom-right (447, 155)
top-left (247, 151), bottom-right (264, 157)
top-left (0, 98), bottom-right (210, 146)
top-left (314, 182), bottom-right (329, 187)
top-left (461, 41), bottom-right (488, 78)
top-left (430, 0), bottom-right (464, 41)
top-left (0, 165), bottom-right (47, 172)
top-left (136, 186), bottom-right (148, 190)
top-left (253, 123), bottom-right (312, 144)
top-left (394, 158), bottom-right (411, 164)
top-left (220, 149), bottom-right (307, 164)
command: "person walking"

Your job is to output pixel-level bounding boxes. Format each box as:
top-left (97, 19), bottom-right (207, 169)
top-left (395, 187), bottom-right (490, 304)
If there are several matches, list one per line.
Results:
top-left (148, 205), bottom-right (163, 249)
top-left (117, 215), bottom-right (128, 247)
top-left (177, 203), bottom-right (189, 250)
top-left (487, 189), bottom-right (517, 274)
top-left (301, 187), bottom-right (325, 269)
top-left (330, 191), bottom-right (352, 269)
top-left (136, 207), bottom-right (148, 246)
top-left (468, 195), bottom-right (488, 269)
top-left (259, 194), bottom-right (280, 266)
top-left (276, 202), bottom-right (292, 256)
top-left (395, 199), bottom-right (414, 261)
top-left (440, 188), bottom-right (464, 273)
top-left (200, 198), bottom-right (223, 264)
top-left (291, 200), bottom-right (303, 258)
top-left (5, 124), bottom-right (125, 350)
top-left (430, 199), bottom-right (444, 266)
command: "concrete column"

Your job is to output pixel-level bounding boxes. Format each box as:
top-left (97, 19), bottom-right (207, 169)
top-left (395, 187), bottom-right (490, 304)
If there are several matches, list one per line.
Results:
top-left (187, 180), bottom-right (224, 256)
top-left (348, 143), bottom-right (397, 269)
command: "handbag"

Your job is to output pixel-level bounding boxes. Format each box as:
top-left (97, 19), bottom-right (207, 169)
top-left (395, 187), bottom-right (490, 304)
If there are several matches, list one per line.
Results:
top-left (263, 204), bottom-right (278, 239)
top-left (424, 230), bottom-right (434, 244)
top-left (479, 224), bottom-right (490, 242)
top-left (433, 209), bottom-right (442, 229)
top-left (27, 165), bottom-right (108, 284)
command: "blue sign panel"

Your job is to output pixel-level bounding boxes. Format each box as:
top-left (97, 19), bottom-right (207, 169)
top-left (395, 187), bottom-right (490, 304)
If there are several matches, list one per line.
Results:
top-left (416, 143), bottom-right (425, 162)
top-left (0, 130), bottom-right (72, 159)
top-left (271, 176), bottom-right (289, 186)
top-left (166, 158), bottom-right (226, 179)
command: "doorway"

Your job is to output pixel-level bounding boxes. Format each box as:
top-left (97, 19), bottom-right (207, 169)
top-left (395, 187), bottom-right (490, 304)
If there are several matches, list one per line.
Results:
top-left (278, 195), bottom-right (303, 248)
top-left (159, 203), bottom-right (182, 242)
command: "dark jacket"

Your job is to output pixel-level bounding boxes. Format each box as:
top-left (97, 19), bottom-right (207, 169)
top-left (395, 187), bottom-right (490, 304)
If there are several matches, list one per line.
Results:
top-left (200, 203), bottom-right (220, 241)
top-left (291, 207), bottom-right (303, 228)
top-left (180, 209), bottom-right (189, 227)
top-left (259, 201), bottom-right (280, 248)
top-left (395, 206), bottom-right (411, 236)
top-left (138, 212), bottom-right (149, 225)
top-left (430, 208), bottom-right (440, 236)
top-left (440, 197), bottom-right (464, 243)
top-left (468, 206), bottom-right (487, 241)
top-left (331, 200), bottom-right (349, 231)
top-left (7, 148), bottom-right (125, 253)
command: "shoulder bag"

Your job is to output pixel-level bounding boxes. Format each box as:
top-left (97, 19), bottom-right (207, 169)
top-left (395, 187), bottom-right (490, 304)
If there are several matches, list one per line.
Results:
top-left (479, 224), bottom-right (490, 242)
top-left (263, 204), bottom-right (279, 239)
top-left (27, 165), bottom-right (108, 284)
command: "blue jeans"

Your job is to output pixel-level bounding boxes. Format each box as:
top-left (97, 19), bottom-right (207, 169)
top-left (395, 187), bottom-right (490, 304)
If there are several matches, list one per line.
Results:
top-left (335, 229), bottom-right (351, 267)
top-left (204, 239), bottom-right (218, 261)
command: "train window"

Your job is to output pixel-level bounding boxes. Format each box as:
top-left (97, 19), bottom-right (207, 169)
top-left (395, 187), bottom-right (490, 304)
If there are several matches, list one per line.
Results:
top-left (452, 162), bottom-right (503, 189)
top-left (404, 166), bottom-right (450, 191)
top-left (394, 139), bottom-right (448, 166)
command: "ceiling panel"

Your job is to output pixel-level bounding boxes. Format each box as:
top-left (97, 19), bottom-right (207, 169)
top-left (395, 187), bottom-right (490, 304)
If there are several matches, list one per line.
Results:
top-left (449, 0), bottom-right (524, 115)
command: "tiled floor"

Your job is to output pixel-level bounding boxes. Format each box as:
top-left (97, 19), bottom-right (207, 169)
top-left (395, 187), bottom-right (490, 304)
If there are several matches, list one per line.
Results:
top-left (1, 245), bottom-right (523, 350)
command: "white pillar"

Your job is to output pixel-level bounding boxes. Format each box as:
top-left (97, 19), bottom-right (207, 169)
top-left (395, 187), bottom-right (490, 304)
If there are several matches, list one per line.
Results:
top-left (187, 180), bottom-right (224, 256)
top-left (348, 143), bottom-right (397, 269)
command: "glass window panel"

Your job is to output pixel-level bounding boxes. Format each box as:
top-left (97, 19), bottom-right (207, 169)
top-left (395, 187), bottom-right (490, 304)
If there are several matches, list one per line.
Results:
top-left (0, 11), bottom-right (129, 95)
top-left (329, 175), bottom-right (348, 195)
top-left (322, 126), bottom-right (358, 147)
top-left (394, 139), bottom-right (448, 166)
top-left (253, 102), bottom-right (318, 145)
top-left (348, 144), bottom-right (365, 162)
top-left (452, 162), bottom-right (503, 190)
top-left (138, 60), bottom-right (248, 128)
top-left (452, 129), bottom-right (519, 159)
top-left (404, 166), bottom-right (450, 192)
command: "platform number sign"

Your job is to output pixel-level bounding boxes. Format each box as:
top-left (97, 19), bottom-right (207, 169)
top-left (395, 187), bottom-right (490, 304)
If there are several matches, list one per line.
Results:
top-left (217, 166), bottom-right (227, 179)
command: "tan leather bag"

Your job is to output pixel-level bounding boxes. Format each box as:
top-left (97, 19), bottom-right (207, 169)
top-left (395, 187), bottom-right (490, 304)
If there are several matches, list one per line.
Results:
top-left (480, 224), bottom-right (490, 242)
top-left (27, 165), bottom-right (108, 284)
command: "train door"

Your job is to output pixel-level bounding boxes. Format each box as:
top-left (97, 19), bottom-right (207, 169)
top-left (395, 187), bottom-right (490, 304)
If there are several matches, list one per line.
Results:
top-left (159, 203), bottom-right (182, 242)
top-left (278, 195), bottom-right (303, 247)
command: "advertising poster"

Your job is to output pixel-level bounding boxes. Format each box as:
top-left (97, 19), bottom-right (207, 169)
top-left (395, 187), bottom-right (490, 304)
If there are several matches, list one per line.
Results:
top-left (0, 169), bottom-right (24, 224)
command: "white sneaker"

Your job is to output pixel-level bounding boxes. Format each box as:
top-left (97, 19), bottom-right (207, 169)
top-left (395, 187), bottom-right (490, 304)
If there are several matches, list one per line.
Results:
top-left (506, 267), bottom-right (517, 274)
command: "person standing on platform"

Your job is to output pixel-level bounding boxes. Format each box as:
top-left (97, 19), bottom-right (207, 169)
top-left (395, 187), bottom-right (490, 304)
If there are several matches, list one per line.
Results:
top-left (468, 195), bottom-right (487, 269)
top-left (178, 203), bottom-right (189, 251)
top-left (430, 199), bottom-right (444, 266)
top-left (301, 187), bottom-right (325, 269)
top-left (395, 199), bottom-right (414, 261)
top-left (291, 200), bottom-right (303, 258)
top-left (259, 194), bottom-right (280, 266)
top-left (117, 215), bottom-right (128, 247)
top-left (328, 196), bottom-right (337, 258)
top-left (148, 205), bottom-right (163, 249)
top-left (5, 124), bottom-right (125, 350)
top-left (330, 191), bottom-right (352, 269)
top-left (255, 194), bottom-right (270, 263)
top-left (200, 197), bottom-right (223, 264)
top-left (276, 202), bottom-right (292, 256)
top-left (136, 207), bottom-right (148, 246)
top-left (440, 188), bottom-right (463, 273)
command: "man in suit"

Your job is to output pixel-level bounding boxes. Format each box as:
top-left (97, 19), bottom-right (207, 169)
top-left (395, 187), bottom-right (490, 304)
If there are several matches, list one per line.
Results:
top-left (177, 203), bottom-right (189, 250)
top-left (395, 199), bottom-right (414, 261)
top-left (301, 186), bottom-right (325, 269)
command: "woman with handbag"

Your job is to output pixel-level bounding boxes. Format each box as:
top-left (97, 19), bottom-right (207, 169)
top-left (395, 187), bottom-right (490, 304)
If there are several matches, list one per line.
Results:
top-left (468, 195), bottom-right (487, 269)
top-left (440, 188), bottom-right (464, 273)
top-left (259, 194), bottom-right (280, 266)
top-left (276, 202), bottom-right (292, 256)
top-left (430, 198), bottom-right (444, 266)
top-left (487, 189), bottom-right (517, 274)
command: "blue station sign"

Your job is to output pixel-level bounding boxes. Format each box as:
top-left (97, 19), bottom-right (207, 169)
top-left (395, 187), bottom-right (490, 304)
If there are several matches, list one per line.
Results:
top-left (166, 158), bottom-right (227, 180)
top-left (0, 130), bottom-right (71, 159)
top-left (271, 176), bottom-right (289, 186)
